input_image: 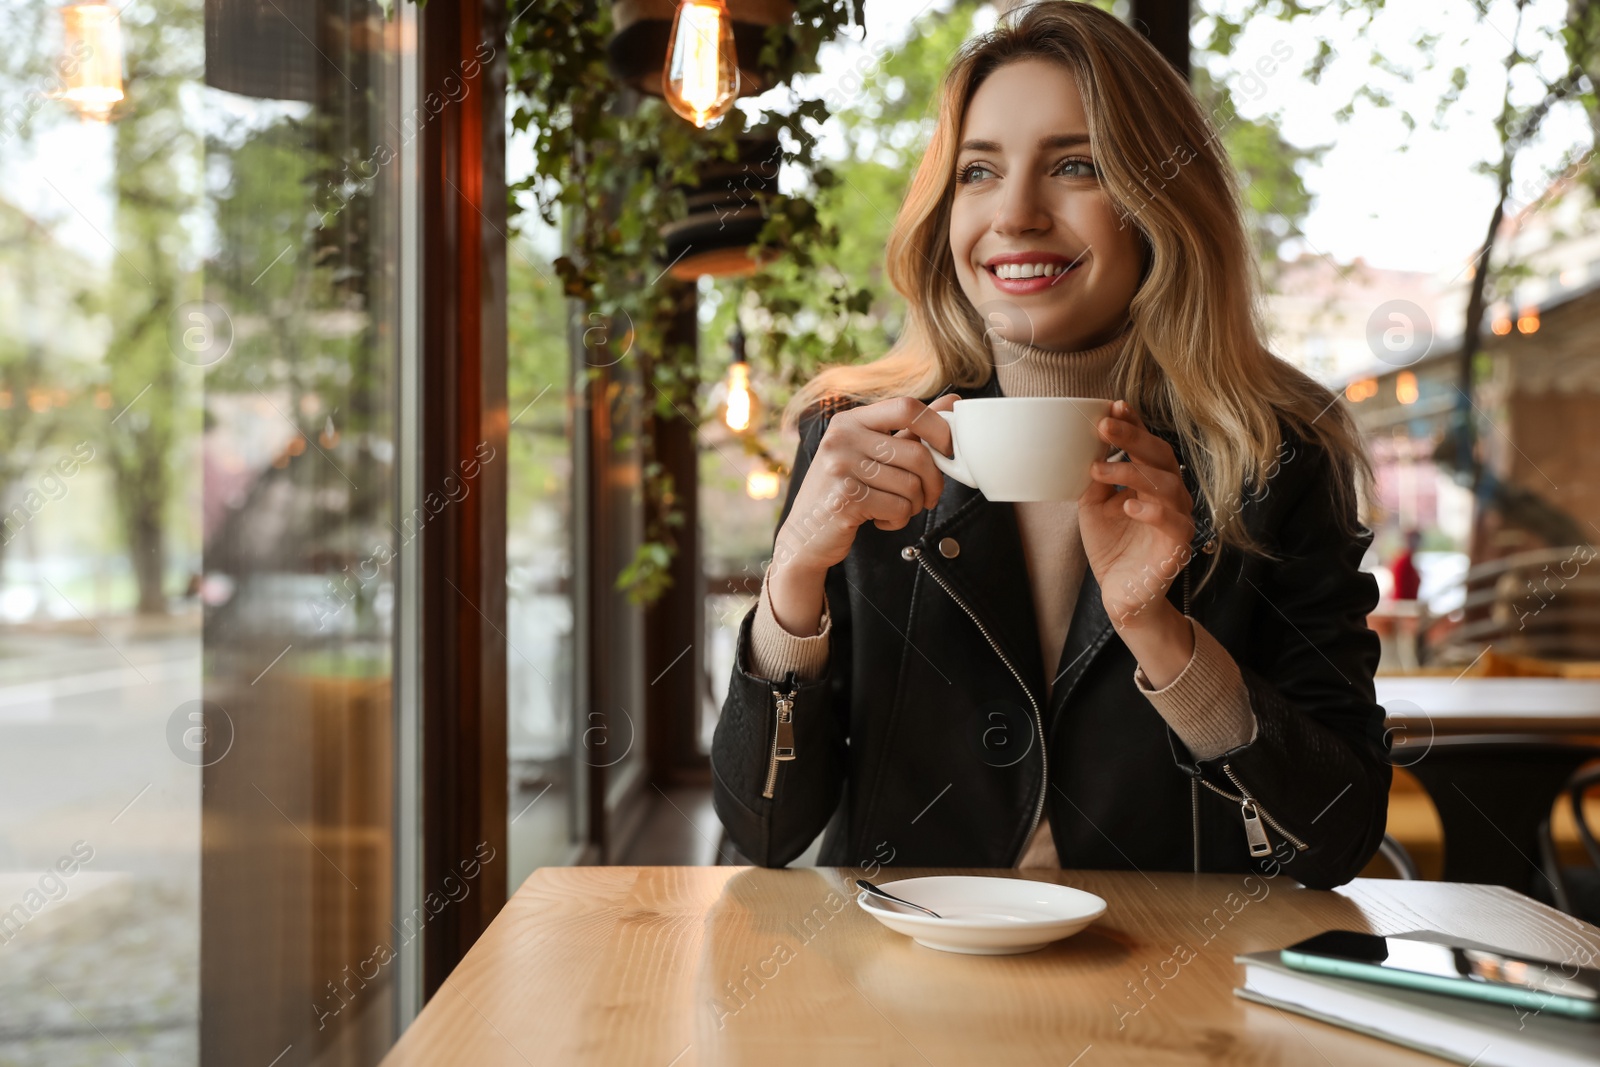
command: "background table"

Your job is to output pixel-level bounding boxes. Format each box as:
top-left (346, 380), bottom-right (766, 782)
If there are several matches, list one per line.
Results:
top-left (380, 867), bottom-right (1600, 1066)
top-left (1377, 676), bottom-right (1600, 736)
top-left (1378, 677), bottom-right (1600, 895)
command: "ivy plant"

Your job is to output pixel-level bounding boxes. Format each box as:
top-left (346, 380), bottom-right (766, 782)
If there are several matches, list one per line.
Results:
top-left (506, 0), bottom-right (871, 605)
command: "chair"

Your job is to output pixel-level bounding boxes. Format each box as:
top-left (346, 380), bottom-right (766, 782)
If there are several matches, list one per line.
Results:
top-left (1420, 545), bottom-right (1600, 666)
top-left (1539, 765), bottom-right (1600, 923)
top-left (1403, 735), bottom-right (1600, 898)
top-left (1377, 833), bottom-right (1419, 880)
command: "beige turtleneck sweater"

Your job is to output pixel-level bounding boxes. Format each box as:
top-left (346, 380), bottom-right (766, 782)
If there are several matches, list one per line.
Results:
top-left (746, 331), bottom-right (1257, 869)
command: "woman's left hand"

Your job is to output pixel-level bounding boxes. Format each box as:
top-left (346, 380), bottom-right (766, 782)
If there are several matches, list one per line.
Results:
top-left (1079, 400), bottom-right (1196, 629)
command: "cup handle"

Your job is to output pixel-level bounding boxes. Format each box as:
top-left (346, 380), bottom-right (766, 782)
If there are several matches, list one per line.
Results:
top-left (921, 410), bottom-right (976, 488)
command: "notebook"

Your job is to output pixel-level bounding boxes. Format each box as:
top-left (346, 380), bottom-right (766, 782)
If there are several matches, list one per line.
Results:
top-left (1235, 945), bottom-right (1600, 1067)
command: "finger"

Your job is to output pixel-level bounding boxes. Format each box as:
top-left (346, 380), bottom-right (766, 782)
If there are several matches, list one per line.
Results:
top-left (1099, 412), bottom-right (1179, 472)
top-left (1099, 431), bottom-right (1181, 497)
top-left (853, 454), bottom-right (926, 512)
top-left (896, 431), bottom-right (940, 515)
top-left (1088, 458), bottom-right (1186, 503)
top-left (1111, 399), bottom-right (1148, 431)
top-left (903, 438), bottom-right (947, 509)
top-left (847, 395), bottom-right (953, 457)
top-left (1123, 496), bottom-right (1195, 546)
top-left (851, 485), bottom-right (920, 531)
top-left (1099, 400), bottom-right (1159, 446)
top-left (895, 392), bottom-right (958, 454)
top-left (1078, 475), bottom-right (1118, 508)
top-left (871, 430), bottom-right (947, 508)
top-left (1095, 453), bottom-right (1166, 497)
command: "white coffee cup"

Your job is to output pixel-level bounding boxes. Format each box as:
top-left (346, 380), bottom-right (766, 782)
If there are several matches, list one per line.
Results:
top-left (920, 397), bottom-right (1112, 502)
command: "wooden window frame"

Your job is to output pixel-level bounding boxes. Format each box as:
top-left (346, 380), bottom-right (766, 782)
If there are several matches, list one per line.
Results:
top-left (417, 0), bottom-right (510, 998)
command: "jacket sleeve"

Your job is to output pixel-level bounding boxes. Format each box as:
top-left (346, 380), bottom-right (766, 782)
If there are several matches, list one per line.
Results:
top-left (1170, 438), bottom-right (1391, 890)
top-left (711, 408), bottom-right (853, 867)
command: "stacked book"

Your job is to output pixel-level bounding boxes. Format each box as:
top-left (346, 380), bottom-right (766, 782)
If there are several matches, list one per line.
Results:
top-left (1236, 932), bottom-right (1599, 1067)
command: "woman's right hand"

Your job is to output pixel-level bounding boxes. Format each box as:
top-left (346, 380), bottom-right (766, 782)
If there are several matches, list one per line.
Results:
top-left (772, 394), bottom-right (956, 581)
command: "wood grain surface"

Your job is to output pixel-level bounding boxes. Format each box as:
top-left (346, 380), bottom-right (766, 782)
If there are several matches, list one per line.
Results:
top-left (379, 867), bottom-right (1600, 1066)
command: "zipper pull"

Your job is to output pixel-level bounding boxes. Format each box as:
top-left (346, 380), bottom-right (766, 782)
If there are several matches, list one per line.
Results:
top-left (1240, 798), bottom-right (1272, 857)
top-left (762, 687), bottom-right (797, 799)
top-left (774, 689), bottom-right (796, 760)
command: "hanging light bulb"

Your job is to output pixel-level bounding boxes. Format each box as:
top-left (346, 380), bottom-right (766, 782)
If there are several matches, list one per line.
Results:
top-left (721, 326), bottom-right (758, 432)
top-left (663, 0), bottom-right (739, 129)
top-left (746, 469), bottom-right (780, 500)
top-left (724, 362), bottom-right (752, 431)
top-left (60, 1), bottom-right (124, 123)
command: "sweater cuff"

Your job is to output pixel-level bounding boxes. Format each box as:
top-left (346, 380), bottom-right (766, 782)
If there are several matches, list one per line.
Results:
top-left (1133, 616), bottom-right (1256, 760)
top-left (748, 567), bottom-right (832, 683)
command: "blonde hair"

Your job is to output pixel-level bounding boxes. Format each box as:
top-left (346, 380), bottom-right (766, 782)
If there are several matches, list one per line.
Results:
top-left (783, 0), bottom-right (1374, 586)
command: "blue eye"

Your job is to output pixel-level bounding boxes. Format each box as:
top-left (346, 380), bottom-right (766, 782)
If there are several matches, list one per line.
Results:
top-left (957, 158), bottom-right (1098, 184)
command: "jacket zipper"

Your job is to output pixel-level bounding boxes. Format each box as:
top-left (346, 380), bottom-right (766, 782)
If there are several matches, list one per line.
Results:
top-left (905, 546), bottom-right (1048, 856)
top-left (1190, 777), bottom-right (1201, 873)
top-left (1176, 528), bottom-right (1295, 866)
top-left (1197, 763), bottom-right (1308, 854)
top-left (761, 685), bottom-right (797, 799)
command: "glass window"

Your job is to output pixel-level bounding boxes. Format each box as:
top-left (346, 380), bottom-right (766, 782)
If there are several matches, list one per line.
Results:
top-left (0, 1), bottom-right (416, 1063)
top-left (506, 226), bottom-right (583, 879)
top-left (699, 425), bottom-right (783, 753)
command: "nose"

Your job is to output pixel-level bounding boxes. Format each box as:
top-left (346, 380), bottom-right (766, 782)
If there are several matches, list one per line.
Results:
top-left (991, 170), bottom-right (1049, 236)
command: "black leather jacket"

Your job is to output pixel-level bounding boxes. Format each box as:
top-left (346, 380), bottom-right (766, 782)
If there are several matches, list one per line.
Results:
top-left (711, 372), bottom-right (1391, 889)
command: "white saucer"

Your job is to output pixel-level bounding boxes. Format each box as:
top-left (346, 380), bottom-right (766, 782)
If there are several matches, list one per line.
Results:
top-left (856, 876), bottom-right (1107, 955)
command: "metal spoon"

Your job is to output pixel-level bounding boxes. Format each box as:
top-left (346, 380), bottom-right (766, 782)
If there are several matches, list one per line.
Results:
top-left (855, 879), bottom-right (942, 918)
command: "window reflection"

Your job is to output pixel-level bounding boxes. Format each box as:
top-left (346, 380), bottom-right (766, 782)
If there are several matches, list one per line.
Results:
top-left (1, 0), bottom-right (414, 1063)
top-left (198, 0), bottom-right (407, 1061)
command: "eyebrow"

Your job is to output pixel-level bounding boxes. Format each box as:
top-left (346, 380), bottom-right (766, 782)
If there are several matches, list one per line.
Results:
top-left (957, 132), bottom-right (1091, 153)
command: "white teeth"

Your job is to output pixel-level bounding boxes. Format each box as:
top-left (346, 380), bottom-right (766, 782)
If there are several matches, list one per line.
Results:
top-left (991, 261), bottom-right (1067, 280)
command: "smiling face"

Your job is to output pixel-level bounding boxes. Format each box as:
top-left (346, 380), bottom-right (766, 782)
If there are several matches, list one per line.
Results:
top-left (948, 58), bottom-right (1145, 352)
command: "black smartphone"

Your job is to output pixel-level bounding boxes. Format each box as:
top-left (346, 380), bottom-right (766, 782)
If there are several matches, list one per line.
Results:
top-left (1280, 930), bottom-right (1600, 1021)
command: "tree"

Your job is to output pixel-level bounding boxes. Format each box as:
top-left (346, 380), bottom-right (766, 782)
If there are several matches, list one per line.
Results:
top-left (0, 0), bottom-right (103, 583)
top-left (0, 202), bottom-right (99, 579)
top-left (102, 5), bottom-right (203, 613)
top-left (1226, 0), bottom-right (1600, 547)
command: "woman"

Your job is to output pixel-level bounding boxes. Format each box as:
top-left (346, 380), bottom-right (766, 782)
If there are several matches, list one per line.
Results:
top-left (710, 1), bottom-right (1389, 889)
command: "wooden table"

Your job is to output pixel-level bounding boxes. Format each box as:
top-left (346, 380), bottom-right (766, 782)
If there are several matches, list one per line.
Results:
top-left (1378, 676), bottom-right (1600, 736)
top-left (380, 867), bottom-right (1600, 1066)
